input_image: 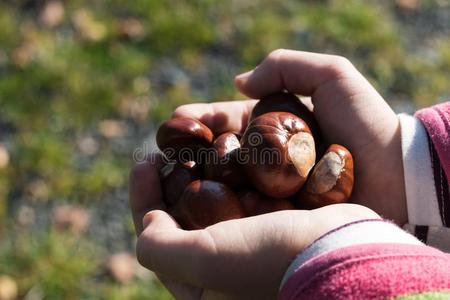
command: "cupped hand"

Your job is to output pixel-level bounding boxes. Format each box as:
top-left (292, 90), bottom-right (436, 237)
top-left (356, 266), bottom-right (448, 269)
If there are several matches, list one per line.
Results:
top-left (173, 49), bottom-right (407, 225)
top-left (129, 158), bottom-right (378, 299)
top-left (130, 157), bottom-right (378, 299)
top-left (129, 49), bottom-right (405, 298)
top-left (139, 205), bottom-right (378, 300)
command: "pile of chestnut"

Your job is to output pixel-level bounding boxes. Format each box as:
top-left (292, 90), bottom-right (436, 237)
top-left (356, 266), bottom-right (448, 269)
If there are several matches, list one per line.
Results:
top-left (156, 92), bottom-right (354, 230)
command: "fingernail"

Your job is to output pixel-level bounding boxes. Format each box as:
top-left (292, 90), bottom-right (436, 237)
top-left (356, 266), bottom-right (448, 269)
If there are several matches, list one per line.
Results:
top-left (142, 211), bottom-right (154, 229)
top-left (235, 70), bottom-right (253, 86)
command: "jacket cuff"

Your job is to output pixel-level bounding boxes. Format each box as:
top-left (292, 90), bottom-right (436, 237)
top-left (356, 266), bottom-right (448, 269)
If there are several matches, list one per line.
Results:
top-left (415, 103), bottom-right (450, 226)
top-left (280, 219), bottom-right (422, 290)
top-left (398, 114), bottom-right (442, 226)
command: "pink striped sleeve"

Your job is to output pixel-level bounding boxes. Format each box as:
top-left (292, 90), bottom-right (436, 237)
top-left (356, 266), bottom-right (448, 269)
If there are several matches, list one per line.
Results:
top-left (279, 243), bottom-right (450, 300)
top-left (279, 220), bottom-right (450, 299)
top-left (415, 102), bottom-right (450, 226)
top-left (415, 102), bottom-right (450, 184)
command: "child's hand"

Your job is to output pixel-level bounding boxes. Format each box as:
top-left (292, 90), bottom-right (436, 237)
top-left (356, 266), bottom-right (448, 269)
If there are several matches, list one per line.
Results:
top-left (129, 50), bottom-right (406, 298)
top-left (173, 49), bottom-right (407, 225)
top-left (136, 202), bottom-right (378, 299)
top-left (129, 157), bottom-right (378, 299)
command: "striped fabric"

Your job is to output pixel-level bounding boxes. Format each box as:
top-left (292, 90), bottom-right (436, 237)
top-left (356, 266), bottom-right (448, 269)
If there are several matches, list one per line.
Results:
top-left (280, 242), bottom-right (450, 300)
top-left (427, 133), bottom-right (450, 226)
top-left (281, 220), bottom-right (423, 288)
top-left (398, 114), bottom-right (442, 226)
top-left (416, 102), bottom-right (450, 227)
top-left (394, 292), bottom-right (450, 299)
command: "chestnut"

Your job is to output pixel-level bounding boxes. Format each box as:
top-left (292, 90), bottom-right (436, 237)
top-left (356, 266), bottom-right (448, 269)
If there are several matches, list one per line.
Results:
top-left (171, 180), bottom-right (245, 230)
top-left (241, 112), bottom-right (316, 198)
top-left (238, 189), bottom-right (294, 217)
top-left (160, 161), bottom-right (201, 207)
top-left (250, 92), bottom-right (322, 144)
top-left (298, 144), bottom-right (354, 208)
top-left (156, 117), bottom-right (214, 162)
top-left (204, 132), bottom-right (246, 188)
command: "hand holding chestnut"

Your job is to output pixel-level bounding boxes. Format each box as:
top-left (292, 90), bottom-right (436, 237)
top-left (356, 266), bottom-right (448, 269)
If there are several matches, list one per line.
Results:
top-left (155, 92), bottom-right (354, 229)
top-left (131, 50), bottom-right (406, 299)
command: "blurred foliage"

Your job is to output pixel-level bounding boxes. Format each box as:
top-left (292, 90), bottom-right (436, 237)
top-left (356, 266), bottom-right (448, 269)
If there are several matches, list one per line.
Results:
top-left (0, 228), bottom-right (172, 299)
top-left (0, 0), bottom-right (449, 299)
top-left (0, 229), bottom-right (98, 299)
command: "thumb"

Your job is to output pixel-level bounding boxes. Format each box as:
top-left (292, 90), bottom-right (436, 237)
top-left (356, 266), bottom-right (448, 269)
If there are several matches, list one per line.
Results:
top-left (142, 209), bottom-right (180, 231)
top-left (136, 210), bottom-right (212, 286)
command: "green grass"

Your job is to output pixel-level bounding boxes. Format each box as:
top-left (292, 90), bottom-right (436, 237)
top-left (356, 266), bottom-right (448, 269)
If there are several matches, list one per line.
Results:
top-left (0, 228), bottom-right (172, 299)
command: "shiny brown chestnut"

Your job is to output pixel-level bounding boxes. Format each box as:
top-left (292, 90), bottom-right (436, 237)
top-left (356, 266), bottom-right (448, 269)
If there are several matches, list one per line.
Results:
top-left (238, 189), bottom-right (294, 217)
top-left (241, 112), bottom-right (316, 198)
top-left (250, 92), bottom-right (322, 144)
top-left (298, 144), bottom-right (354, 208)
top-left (204, 132), bottom-right (246, 188)
top-left (160, 161), bottom-right (201, 207)
top-left (156, 117), bottom-right (214, 162)
top-left (171, 180), bottom-right (245, 230)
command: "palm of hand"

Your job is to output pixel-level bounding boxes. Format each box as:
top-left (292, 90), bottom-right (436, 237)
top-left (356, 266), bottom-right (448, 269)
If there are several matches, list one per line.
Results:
top-left (136, 204), bottom-right (378, 299)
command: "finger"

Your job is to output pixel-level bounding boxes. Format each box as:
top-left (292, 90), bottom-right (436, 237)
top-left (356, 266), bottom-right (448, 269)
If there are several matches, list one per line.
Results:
top-left (235, 49), bottom-right (397, 151)
top-left (136, 210), bottom-right (214, 286)
top-left (129, 153), bottom-right (166, 236)
top-left (234, 49), bottom-right (365, 99)
top-left (172, 100), bottom-right (257, 135)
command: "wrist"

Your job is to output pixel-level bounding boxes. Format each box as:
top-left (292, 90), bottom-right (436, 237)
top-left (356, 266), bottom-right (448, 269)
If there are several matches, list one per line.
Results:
top-left (356, 119), bottom-right (408, 225)
top-left (378, 124), bottom-right (408, 225)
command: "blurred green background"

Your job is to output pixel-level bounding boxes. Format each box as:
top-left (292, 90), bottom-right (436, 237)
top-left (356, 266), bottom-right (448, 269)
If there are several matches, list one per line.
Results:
top-left (0, 0), bottom-right (449, 299)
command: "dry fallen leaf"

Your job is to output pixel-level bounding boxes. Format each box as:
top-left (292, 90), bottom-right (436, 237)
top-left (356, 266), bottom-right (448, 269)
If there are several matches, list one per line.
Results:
top-left (395, 0), bottom-right (419, 12)
top-left (40, 1), bottom-right (65, 28)
top-left (119, 96), bottom-right (150, 123)
top-left (17, 205), bottom-right (35, 227)
top-left (98, 120), bottom-right (127, 139)
top-left (0, 276), bottom-right (18, 300)
top-left (117, 18), bottom-right (145, 39)
top-left (51, 205), bottom-right (90, 234)
top-left (77, 136), bottom-right (99, 156)
top-left (0, 145), bottom-right (9, 169)
top-left (106, 252), bottom-right (138, 284)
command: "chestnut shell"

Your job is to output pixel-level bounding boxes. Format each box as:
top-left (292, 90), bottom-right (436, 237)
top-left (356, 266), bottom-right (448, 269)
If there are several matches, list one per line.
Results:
top-left (298, 144), bottom-right (354, 208)
top-left (161, 161), bottom-right (201, 207)
top-left (238, 189), bottom-right (294, 217)
top-left (241, 112), bottom-right (316, 198)
top-left (204, 132), bottom-right (246, 188)
top-left (250, 92), bottom-right (322, 144)
top-left (171, 180), bottom-right (245, 230)
top-left (156, 117), bottom-right (214, 162)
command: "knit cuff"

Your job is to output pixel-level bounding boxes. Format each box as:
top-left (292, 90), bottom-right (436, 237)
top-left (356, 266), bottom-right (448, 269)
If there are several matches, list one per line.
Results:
top-left (280, 219), bottom-right (422, 290)
top-left (398, 114), bottom-right (442, 226)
